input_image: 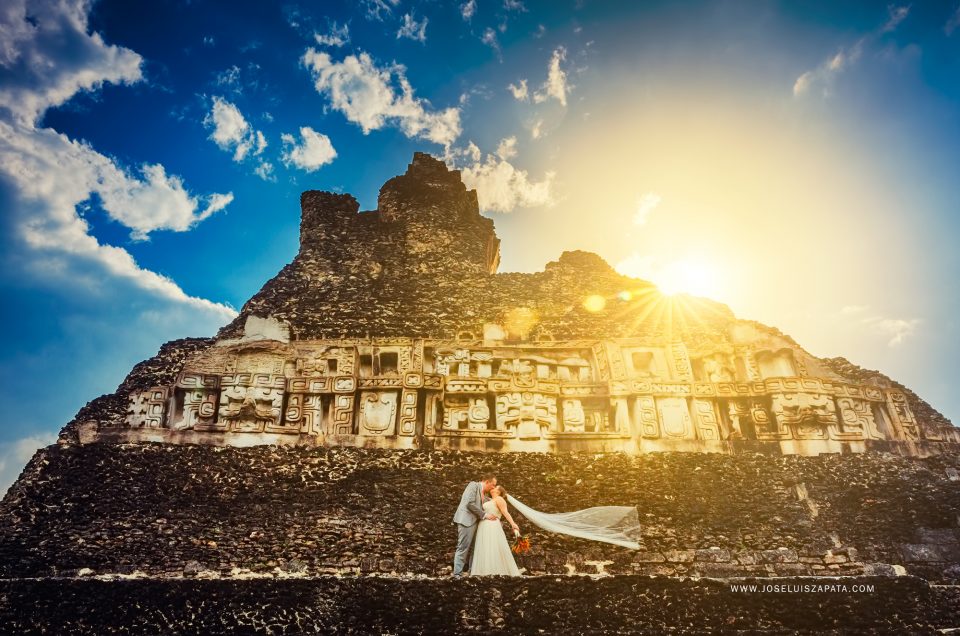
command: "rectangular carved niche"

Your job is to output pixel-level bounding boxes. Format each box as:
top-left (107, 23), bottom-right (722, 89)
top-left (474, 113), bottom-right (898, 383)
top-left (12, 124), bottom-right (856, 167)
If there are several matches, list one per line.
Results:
top-left (284, 393), bottom-right (328, 435)
top-left (172, 373), bottom-right (220, 431)
top-left (443, 396), bottom-right (492, 431)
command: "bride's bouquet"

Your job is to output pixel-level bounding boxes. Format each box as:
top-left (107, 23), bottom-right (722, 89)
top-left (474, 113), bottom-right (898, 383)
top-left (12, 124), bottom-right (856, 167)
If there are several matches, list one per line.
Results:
top-left (511, 533), bottom-right (531, 555)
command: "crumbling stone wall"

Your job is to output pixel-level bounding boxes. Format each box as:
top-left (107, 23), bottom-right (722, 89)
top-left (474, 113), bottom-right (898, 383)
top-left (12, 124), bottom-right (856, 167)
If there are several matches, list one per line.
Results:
top-left (2, 445), bottom-right (957, 582)
top-left (58, 337), bottom-right (214, 443)
top-left (1, 575), bottom-right (958, 635)
top-left (213, 153), bottom-right (731, 345)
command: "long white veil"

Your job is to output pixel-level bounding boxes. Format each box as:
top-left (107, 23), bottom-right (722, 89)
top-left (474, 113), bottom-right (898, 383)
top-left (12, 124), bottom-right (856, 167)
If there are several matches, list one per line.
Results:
top-left (506, 494), bottom-right (642, 549)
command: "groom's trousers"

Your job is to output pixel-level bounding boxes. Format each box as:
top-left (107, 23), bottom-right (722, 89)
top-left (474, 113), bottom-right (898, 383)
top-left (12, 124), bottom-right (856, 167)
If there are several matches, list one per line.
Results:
top-left (453, 522), bottom-right (478, 575)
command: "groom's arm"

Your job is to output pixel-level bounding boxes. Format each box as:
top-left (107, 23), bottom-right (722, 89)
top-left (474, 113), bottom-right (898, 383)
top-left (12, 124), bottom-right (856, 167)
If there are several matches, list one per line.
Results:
top-left (465, 483), bottom-right (485, 520)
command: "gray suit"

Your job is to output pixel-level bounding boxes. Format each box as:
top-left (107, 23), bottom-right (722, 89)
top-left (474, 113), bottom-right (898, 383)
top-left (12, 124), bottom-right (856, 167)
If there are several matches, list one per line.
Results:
top-left (452, 481), bottom-right (486, 575)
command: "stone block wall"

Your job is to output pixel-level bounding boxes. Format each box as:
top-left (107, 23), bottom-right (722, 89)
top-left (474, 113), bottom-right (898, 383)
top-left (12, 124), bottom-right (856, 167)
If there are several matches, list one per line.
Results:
top-left (1, 576), bottom-right (959, 634)
top-left (2, 445), bottom-right (958, 582)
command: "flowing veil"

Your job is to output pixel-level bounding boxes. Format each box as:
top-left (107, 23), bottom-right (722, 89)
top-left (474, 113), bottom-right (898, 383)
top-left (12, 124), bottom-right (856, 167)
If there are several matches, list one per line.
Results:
top-left (506, 495), bottom-right (642, 549)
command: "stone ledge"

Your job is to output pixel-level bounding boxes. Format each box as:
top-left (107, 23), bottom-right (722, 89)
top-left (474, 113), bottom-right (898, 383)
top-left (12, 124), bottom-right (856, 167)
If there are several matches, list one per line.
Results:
top-left (0, 575), bottom-right (956, 634)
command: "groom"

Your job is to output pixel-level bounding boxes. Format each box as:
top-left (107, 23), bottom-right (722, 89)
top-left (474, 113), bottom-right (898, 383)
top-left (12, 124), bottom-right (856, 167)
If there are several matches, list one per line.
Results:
top-left (451, 471), bottom-right (498, 576)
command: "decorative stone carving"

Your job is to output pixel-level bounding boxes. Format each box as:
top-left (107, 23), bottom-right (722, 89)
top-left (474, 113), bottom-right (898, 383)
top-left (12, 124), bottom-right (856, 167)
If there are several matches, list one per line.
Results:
top-left (832, 397), bottom-right (877, 441)
top-left (443, 396), bottom-right (490, 431)
top-left (285, 393), bottom-right (325, 435)
top-left (218, 374), bottom-right (285, 433)
top-left (106, 331), bottom-right (954, 454)
top-left (633, 396), bottom-right (659, 438)
top-left (733, 347), bottom-right (762, 382)
top-left (725, 400), bottom-right (746, 440)
top-left (750, 399), bottom-right (789, 441)
top-left (700, 354), bottom-right (735, 383)
top-left (561, 399), bottom-right (586, 432)
top-left (770, 392), bottom-right (837, 439)
top-left (398, 389), bottom-right (418, 435)
top-left (330, 394), bottom-right (355, 435)
top-left (691, 399), bottom-right (721, 440)
top-left (886, 391), bottom-right (920, 441)
top-left (358, 391), bottom-right (398, 435)
top-left (496, 392), bottom-right (556, 439)
top-left (174, 373), bottom-right (220, 431)
top-left (125, 387), bottom-right (170, 429)
top-left (657, 397), bottom-right (693, 439)
top-left (592, 343), bottom-right (610, 381)
top-left (670, 343), bottom-right (693, 382)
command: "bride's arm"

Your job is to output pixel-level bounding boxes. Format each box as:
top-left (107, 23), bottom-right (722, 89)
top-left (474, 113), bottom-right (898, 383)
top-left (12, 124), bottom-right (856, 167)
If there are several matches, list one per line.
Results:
top-left (495, 496), bottom-right (520, 535)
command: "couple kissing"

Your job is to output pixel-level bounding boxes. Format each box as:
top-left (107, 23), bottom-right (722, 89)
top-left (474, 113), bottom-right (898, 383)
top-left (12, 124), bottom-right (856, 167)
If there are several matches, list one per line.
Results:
top-left (452, 472), bottom-right (522, 577)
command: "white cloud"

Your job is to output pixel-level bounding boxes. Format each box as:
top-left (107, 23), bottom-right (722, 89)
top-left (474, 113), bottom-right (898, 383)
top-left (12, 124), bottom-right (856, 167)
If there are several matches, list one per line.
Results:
top-left (504, 0), bottom-right (527, 10)
top-left (530, 118), bottom-right (544, 139)
top-left (881, 5), bottom-right (910, 33)
top-left (315, 22), bottom-right (350, 47)
top-left (0, 432), bottom-right (56, 497)
top-left (215, 65), bottom-right (241, 90)
top-left (0, 0), bottom-right (235, 319)
top-left (281, 126), bottom-right (337, 172)
top-left (461, 0), bottom-right (476, 20)
top-left (2, 123), bottom-right (236, 314)
top-left (253, 160), bottom-right (275, 181)
top-left (793, 42), bottom-right (864, 97)
top-left (633, 192), bottom-right (661, 225)
top-left (839, 305), bottom-right (921, 347)
top-left (0, 0), bottom-right (143, 127)
top-left (946, 5), bottom-right (960, 35)
top-left (508, 79), bottom-right (529, 101)
top-left (452, 140), bottom-right (556, 213)
top-left (794, 6), bottom-right (908, 97)
top-left (203, 96), bottom-right (271, 180)
top-left (533, 47), bottom-right (570, 106)
top-left (362, 0), bottom-right (400, 21)
top-left (481, 27), bottom-right (501, 57)
top-left (301, 49), bottom-right (461, 146)
top-left (496, 135), bottom-right (518, 160)
top-left (397, 13), bottom-right (428, 42)
top-left (865, 316), bottom-right (921, 347)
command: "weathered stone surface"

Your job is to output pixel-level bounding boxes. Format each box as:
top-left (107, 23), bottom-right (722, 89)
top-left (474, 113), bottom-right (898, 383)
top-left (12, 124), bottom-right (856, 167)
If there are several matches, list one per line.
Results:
top-left (0, 575), bottom-right (958, 635)
top-left (2, 444), bottom-right (957, 582)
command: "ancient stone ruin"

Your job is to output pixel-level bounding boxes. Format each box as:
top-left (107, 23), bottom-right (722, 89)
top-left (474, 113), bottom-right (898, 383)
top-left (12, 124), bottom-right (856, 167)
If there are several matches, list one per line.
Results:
top-left (3, 152), bottom-right (960, 633)
top-left (63, 152), bottom-right (956, 456)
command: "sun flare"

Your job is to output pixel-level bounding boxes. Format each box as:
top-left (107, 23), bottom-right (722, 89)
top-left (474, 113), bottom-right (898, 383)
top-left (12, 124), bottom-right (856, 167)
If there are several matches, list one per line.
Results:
top-left (616, 256), bottom-right (721, 299)
top-left (653, 259), bottom-right (718, 297)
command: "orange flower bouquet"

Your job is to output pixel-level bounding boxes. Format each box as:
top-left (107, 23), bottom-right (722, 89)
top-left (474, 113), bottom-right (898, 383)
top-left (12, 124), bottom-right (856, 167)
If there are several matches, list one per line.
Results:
top-left (511, 534), bottom-right (531, 555)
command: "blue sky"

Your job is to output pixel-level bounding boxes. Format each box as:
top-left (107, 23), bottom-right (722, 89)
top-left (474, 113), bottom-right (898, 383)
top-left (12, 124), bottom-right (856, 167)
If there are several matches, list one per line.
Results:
top-left (1, 0), bottom-right (959, 491)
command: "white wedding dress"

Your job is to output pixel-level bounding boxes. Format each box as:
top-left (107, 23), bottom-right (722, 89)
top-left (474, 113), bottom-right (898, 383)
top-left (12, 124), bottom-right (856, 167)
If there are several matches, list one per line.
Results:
top-left (469, 499), bottom-right (521, 576)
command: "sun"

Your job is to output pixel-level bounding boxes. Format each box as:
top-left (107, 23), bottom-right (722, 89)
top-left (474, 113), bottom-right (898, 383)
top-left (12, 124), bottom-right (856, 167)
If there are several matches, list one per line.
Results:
top-left (653, 259), bottom-right (717, 297)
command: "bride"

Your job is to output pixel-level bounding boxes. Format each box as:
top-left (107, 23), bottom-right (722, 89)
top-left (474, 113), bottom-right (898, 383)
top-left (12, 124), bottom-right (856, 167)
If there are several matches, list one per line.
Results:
top-left (469, 485), bottom-right (522, 576)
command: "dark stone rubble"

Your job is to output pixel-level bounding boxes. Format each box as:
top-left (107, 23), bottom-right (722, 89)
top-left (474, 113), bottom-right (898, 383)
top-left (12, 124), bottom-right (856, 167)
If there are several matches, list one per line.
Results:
top-left (0, 575), bottom-right (957, 635)
top-left (1, 445), bottom-right (957, 582)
